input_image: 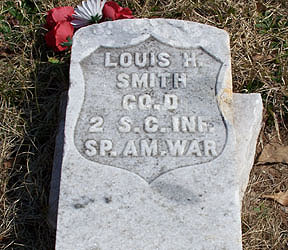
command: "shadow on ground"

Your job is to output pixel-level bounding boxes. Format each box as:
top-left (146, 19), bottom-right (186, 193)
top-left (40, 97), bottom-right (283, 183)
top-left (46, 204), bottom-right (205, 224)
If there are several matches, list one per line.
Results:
top-left (3, 29), bottom-right (70, 249)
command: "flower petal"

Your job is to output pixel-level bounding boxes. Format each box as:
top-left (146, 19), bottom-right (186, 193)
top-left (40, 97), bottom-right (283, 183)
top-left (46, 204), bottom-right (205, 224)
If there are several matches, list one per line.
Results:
top-left (86, 0), bottom-right (94, 16)
top-left (74, 8), bottom-right (85, 18)
top-left (82, 1), bottom-right (93, 17)
top-left (45, 21), bottom-right (74, 52)
top-left (76, 5), bottom-right (91, 19)
top-left (103, 1), bottom-right (118, 20)
top-left (45, 6), bottom-right (74, 29)
top-left (71, 19), bottom-right (90, 28)
top-left (90, 0), bottom-right (97, 12)
top-left (72, 14), bottom-right (89, 21)
top-left (72, 0), bottom-right (108, 28)
top-left (100, 0), bottom-right (107, 12)
top-left (96, 0), bottom-right (101, 14)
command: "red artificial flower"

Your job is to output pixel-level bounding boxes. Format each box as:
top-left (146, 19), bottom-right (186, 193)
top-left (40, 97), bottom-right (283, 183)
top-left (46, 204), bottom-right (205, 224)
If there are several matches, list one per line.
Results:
top-left (46, 6), bottom-right (74, 29)
top-left (45, 21), bottom-right (74, 52)
top-left (103, 1), bottom-right (134, 21)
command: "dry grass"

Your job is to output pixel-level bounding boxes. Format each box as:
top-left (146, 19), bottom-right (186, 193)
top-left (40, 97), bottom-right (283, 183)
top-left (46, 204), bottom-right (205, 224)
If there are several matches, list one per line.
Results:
top-left (242, 163), bottom-right (288, 249)
top-left (0, 0), bottom-right (287, 249)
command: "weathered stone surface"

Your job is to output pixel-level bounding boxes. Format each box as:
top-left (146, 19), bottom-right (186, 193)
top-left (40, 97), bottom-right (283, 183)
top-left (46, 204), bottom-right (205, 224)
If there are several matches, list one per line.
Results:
top-left (233, 93), bottom-right (263, 201)
top-left (53, 19), bottom-right (262, 250)
top-left (75, 38), bottom-right (227, 183)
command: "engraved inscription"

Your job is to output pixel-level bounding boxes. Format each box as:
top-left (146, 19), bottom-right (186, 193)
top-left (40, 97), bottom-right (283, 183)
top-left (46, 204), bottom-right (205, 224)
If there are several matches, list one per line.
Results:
top-left (74, 38), bottom-right (227, 182)
top-left (83, 139), bottom-right (217, 158)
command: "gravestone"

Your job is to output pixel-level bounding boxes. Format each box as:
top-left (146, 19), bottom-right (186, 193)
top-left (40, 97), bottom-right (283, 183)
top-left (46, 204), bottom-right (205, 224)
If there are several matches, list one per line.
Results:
top-left (52, 19), bottom-right (262, 250)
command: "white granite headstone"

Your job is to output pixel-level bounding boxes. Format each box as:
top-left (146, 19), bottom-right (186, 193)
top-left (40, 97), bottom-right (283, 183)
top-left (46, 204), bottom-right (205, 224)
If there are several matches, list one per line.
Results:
top-left (52, 19), bottom-right (262, 250)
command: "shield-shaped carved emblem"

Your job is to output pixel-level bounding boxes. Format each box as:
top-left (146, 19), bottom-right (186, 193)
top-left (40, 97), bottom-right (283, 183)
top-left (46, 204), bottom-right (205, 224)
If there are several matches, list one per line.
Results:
top-left (74, 37), bottom-right (227, 183)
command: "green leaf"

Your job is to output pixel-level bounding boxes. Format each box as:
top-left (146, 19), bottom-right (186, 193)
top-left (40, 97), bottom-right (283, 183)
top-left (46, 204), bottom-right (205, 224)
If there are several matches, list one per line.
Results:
top-left (60, 36), bottom-right (73, 48)
top-left (90, 14), bottom-right (102, 24)
top-left (48, 57), bottom-right (60, 64)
